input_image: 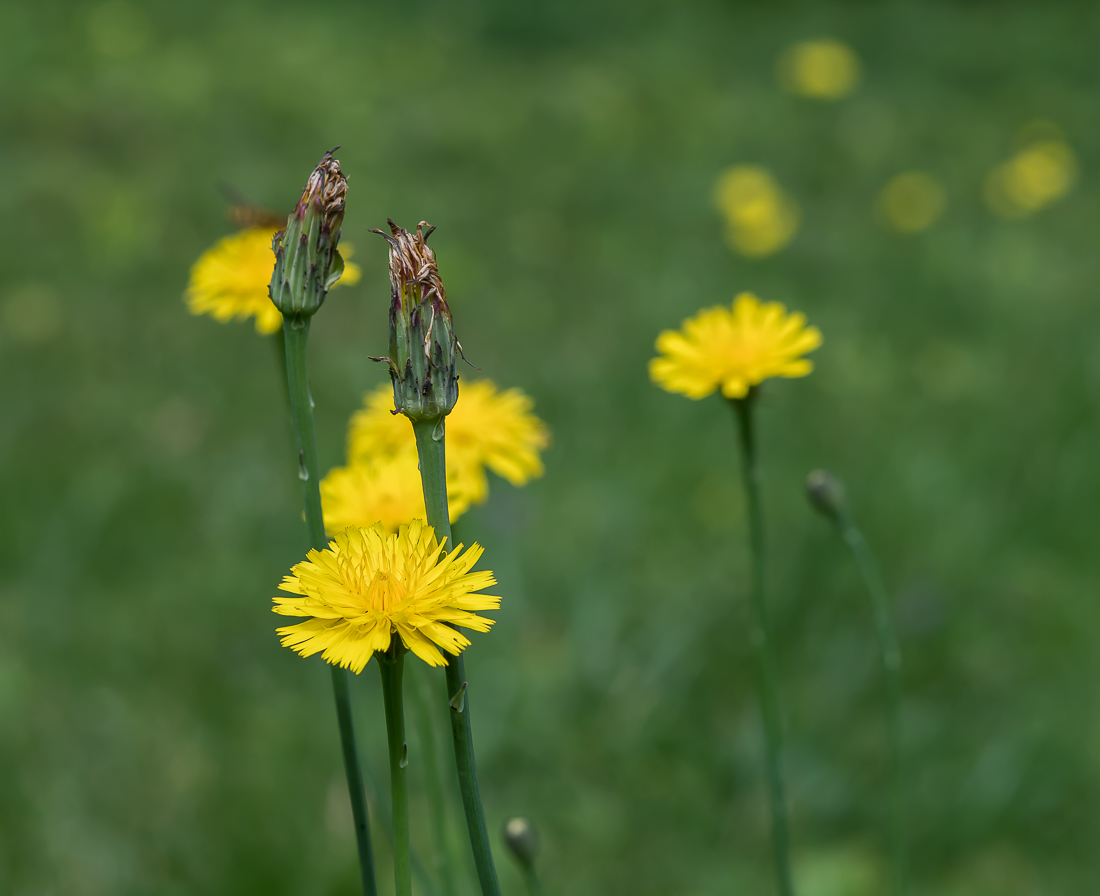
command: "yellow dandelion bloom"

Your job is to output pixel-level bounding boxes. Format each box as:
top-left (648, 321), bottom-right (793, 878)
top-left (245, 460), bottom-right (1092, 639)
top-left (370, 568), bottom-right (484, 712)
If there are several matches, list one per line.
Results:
top-left (320, 452), bottom-right (472, 535)
top-left (778, 38), bottom-right (860, 100)
top-left (877, 172), bottom-right (947, 233)
top-left (714, 166), bottom-right (800, 258)
top-left (348, 380), bottom-right (550, 507)
top-left (185, 226), bottom-right (362, 334)
top-left (649, 292), bottom-right (822, 400)
top-left (985, 136), bottom-right (1076, 219)
top-left (274, 521), bottom-right (499, 671)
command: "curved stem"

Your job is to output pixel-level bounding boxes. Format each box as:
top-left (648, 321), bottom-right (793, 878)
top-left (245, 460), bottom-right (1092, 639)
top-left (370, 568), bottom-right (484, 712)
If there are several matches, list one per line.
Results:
top-left (837, 510), bottom-right (905, 896)
top-left (283, 316), bottom-right (378, 896)
top-left (412, 417), bottom-right (503, 896)
top-left (379, 646), bottom-right (412, 896)
top-left (730, 396), bottom-right (794, 896)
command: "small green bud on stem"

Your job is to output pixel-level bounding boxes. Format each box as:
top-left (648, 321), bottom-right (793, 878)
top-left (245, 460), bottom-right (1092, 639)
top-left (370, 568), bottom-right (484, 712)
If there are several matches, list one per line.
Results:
top-left (371, 220), bottom-right (460, 422)
top-left (805, 469), bottom-right (848, 521)
top-left (270, 148), bottom-right (348, 320)
top-left (502, 817), bottom-right (539, 869)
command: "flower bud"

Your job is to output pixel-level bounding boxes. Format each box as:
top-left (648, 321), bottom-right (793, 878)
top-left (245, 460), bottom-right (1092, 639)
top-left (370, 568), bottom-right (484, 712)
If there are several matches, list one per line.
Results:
top-left (805, 469), bottom-right (847, 521)
top-left (372, 219), bottom-right (459, 422)
top-left (501, 816), bottom-right (539, 868)
top-left (269, 148), bottom-right (348, 320)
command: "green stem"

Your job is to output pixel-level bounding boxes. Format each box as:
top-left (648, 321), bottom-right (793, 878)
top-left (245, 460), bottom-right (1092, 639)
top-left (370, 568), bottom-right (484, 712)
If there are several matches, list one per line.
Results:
top-left (411, 664), bottom-right (459, 896)
top-left (836, 509), bottom-right (905, 896)
top-left (730, 395), bottom-right (794, 896)
top-left (412, 417), bottom-right (503, 896)
top-left (521, 864), bottom-right (544, 896)
top-left (282, 315), bottom-right (378, 896)
top-left (379, 645), bottom-right (412, 896)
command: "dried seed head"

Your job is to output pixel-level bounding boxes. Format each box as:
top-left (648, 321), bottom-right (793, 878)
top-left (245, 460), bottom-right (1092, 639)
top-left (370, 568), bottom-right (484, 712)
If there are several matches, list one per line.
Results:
top-left (371, 220), bottom-right (460, 422)
top-left (269, 148), bottom-right (350, 321)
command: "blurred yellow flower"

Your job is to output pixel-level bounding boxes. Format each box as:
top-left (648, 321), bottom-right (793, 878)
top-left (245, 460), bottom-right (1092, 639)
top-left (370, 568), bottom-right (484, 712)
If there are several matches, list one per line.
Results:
top-left (185, 226), bottom-right (361, 334)
top-left (877, 172), bottom-right (947, 233)
top-left (349, 380), bottom-right (550, 507)
top-left (320, 453), bottom-right (471, 535)
top-left (714, 166), bottom-right (800, 258)
top-left (985, 133), bottom-right (1077, 219)
top-left (778, 39), bottom-right (860, 100)
top-left (274, 520), bottom-right (499, 671)
top-left (650, 292), bottom-right (822, 400)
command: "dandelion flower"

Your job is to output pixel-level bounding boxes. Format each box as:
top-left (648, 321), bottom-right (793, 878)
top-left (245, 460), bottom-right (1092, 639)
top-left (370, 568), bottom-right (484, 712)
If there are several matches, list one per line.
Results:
top-left (877, 172), bottom-right (946, 233)
top-left (320, 453), bottom-right (472, 535)
top-left (714, 166), bottom-right (800, 258)
top-left (778, 39), bottom-right (860, 100)
top-left (185, 226), bottom-right (361, 334)
top-left (650, 292), bottom-right (822, 400)
top-left (274, 520), bottom-right (499, 671)
top-left (349, 380), bottom-right (550, 506)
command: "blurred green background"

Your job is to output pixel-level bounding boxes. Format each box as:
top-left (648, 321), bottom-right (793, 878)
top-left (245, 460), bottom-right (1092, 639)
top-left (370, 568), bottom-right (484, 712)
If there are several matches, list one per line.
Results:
top-left (3, 1), bottom-right (1099, 894)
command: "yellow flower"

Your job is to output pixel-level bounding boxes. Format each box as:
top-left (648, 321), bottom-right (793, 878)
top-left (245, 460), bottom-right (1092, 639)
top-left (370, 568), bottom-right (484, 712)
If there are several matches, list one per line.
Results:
top-left (877, 172), bottom-right (947, 233)
top-left (985, 135), bottom-right (1076, 219)
top-left (649, 293), bottom-right (822, 400)
top-left (274, 520), bottom-right (499, 671)
top-left (714, 166), bottom-right (800, 258)
top-left (320, 452), bottom-right (472, 535)
top-left (777, 39), bottom-right (860, 100)
top-left (348, 380), bottom-right (550, 507)
top-left (185, 226), bottom-right (362, 334)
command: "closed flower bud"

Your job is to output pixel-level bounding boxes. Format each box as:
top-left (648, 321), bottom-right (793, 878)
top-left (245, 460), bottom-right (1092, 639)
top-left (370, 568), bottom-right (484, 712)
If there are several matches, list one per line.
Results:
top-left (373, 219), bottom-right (460, 422)
top-left (805, 469), bottom-right (847, 520)
top-left (269, 148), bottom-right (349, 320)
top-left (502, 816), bottom-right (539, 868)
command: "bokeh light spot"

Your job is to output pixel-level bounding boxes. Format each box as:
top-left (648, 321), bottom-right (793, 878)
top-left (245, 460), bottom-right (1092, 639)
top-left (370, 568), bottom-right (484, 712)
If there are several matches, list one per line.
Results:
top-left (778, 39), bottom-right (860, 100)
top-left (877, 172), bottom-right (947, 233)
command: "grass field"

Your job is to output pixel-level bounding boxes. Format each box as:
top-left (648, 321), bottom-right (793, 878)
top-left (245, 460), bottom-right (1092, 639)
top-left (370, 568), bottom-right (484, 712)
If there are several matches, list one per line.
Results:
top-left (2, 1), bottom-right (1099, 893)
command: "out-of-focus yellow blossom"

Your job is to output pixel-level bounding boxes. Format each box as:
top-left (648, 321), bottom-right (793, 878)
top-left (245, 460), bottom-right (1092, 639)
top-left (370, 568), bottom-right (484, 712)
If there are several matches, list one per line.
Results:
top-left (877, 172), bottom-right (947, 233)
top-left (778, 39), bottom-right (860, 100)
top-left (185, 227), bottom-right (361, 334)
top-left (348, 380), bottom-right (550, 507)
top-left (274, 520), bottom-right (499, 671)
top-left (650, 292), bottom-right (822, 400)
top-left (714, 166), bottom-right (800, 258)
top-left (320, 453), bottom-right (471, 535)
top-left (985, 133), bottom-right (1077, 219)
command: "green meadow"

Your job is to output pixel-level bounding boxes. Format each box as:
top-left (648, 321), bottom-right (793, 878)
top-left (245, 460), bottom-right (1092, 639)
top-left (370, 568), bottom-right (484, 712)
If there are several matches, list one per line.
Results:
top-left (2, 1), bottom-right (1099, 893)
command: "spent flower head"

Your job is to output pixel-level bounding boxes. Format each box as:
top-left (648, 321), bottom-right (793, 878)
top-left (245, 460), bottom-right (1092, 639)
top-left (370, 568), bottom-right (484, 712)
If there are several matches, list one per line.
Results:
top-left (373, 220), bottom-right (460, 422)
top-left (269, 148), bottom-right (350, 320)
top-left (650, 292), bottom-right (821, 400)
top-left (274, 520), bottom-right (499, 671)
top-left (349, 380), bottom-right (550, 507)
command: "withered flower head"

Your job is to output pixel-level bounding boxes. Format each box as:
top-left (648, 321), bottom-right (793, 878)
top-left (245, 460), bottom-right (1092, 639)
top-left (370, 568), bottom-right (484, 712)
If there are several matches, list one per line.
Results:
top-left (269, 148), bottom-right (350, 321)
top-left (372, 219), bottom-right (460, 422)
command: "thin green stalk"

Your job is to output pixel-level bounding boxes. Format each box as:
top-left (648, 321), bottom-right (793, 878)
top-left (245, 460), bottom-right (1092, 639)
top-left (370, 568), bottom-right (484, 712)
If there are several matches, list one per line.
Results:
top-left (730, 395), bottom-right (794, 896)
top-left (379, 645), bottom-right (412, 896)
top-left (410, 663), bottom-right (459, 896)
top-left (283, 316), bottom-right (378, 896)
top-left (520, 864), bottom-right (543, 896)
top-left (412, 417), bottom-right (503, 896)
top-left (836, 508), bottom-right (905, 896)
